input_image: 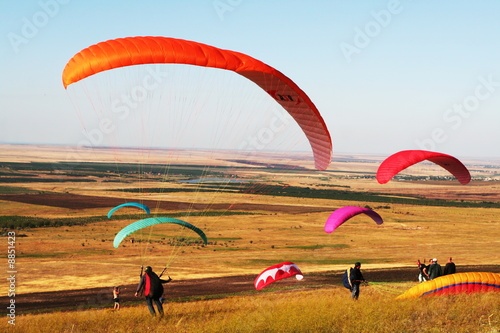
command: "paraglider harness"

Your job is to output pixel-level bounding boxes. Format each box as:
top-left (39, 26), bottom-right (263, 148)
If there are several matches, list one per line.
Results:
top-left (342, 267), bottom-right (368, 290)
top-left (342, 267), bottom-right (353, 291)
top-left (137, 266), bottom-right (171, 298)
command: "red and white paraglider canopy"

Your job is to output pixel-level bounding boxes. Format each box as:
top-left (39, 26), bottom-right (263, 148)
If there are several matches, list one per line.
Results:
top-left (254, 261), bottom-right (303, 290)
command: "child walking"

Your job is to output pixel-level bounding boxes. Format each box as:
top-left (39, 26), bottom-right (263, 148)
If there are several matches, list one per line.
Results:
top-left (113, 286), bottom-right (121, 310)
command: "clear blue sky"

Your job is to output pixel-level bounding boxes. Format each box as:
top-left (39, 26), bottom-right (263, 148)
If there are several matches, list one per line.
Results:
top-left (1, 0), bottom-right (499, 160)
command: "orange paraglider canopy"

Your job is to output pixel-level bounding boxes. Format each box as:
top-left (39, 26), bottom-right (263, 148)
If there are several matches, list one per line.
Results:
top-left (62, 36), bottom-right (332, 170)
top-left (396, 272), bottom-right (500, 299)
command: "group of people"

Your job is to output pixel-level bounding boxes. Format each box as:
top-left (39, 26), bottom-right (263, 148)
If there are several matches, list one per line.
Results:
top-left (112, 266), bottom-right (172, 317)
top-left (119, 262), bottom-right (369, 314)
top-left (417, 257), bottom-right (456, 282)
top-left (347, 258), bottom-right (458, 300)
top-left (115, 259), bottom-right (455, 311)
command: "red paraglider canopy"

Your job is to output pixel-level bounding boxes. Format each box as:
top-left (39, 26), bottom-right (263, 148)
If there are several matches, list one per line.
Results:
top-left (376, 150), bottom-right (471, 185)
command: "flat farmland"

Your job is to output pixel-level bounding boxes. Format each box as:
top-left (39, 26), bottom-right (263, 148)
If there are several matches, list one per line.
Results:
top-left (0, 144), bottom-right (499, 296)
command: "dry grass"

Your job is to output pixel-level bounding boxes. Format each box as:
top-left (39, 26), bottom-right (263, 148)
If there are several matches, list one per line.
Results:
top-left (3, 285), bottom-right (499, 332)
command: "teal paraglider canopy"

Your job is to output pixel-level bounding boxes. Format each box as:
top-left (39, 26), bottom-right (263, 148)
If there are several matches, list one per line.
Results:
top-left (107, 202), bottom-right (151, 219)
top-left (113, 217), bottom-right (208, 248)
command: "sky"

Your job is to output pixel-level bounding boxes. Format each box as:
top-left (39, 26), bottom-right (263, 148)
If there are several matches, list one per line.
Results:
top-left (1, 0), bottom-right (500, 161)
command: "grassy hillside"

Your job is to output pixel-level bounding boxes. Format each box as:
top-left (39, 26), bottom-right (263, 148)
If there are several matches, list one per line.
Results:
top-left (3, 286), bottom-right (499, 332)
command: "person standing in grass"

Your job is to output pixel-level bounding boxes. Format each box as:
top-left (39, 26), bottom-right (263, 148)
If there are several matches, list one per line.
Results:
top-left (112, 286), bottom-right (121, 310)
top-left (349, 262), bottom-right (366, 300)
top-left (427, 258), bottom-right (442, 280)
top-left (135, 266), bottom-right (172, 317)
top-left (422, 258), bottom-right (432, 280)
top-left (417, 259), bottom-right (428, 283)
top-left (443, 257), bottom-right (456, 275)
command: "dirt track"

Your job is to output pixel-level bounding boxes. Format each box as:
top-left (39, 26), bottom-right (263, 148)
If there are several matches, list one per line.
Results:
top-left (9, 265), bottom-right (499, 314)
top-left (0, 193), bottom-right (332, 214)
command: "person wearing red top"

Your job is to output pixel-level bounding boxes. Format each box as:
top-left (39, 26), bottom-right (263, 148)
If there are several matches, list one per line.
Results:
top-left (135, 266), bottom-right (172, 316)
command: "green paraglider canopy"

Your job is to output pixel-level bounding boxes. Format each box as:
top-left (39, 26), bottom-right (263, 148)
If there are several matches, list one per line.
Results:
top-left (107, 202), bottom-right (150, 219)
top-left (113, 217), bottom-right (208, 248)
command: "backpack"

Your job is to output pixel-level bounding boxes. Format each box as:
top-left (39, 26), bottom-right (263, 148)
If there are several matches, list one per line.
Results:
top-left (342, 268), bottom-right (353, 290)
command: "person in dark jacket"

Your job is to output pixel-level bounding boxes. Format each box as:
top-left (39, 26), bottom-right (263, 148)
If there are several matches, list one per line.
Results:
top-left (427, 258), bottom-right (442, 280)
top-left (443, 257), bottom-right (456, 275)
top-left (135, 266), bottom-right (172, 316)
top-left (349, 262), bottom-right (366, 300)
top-left (422, 258), bottom-right (433, 280)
